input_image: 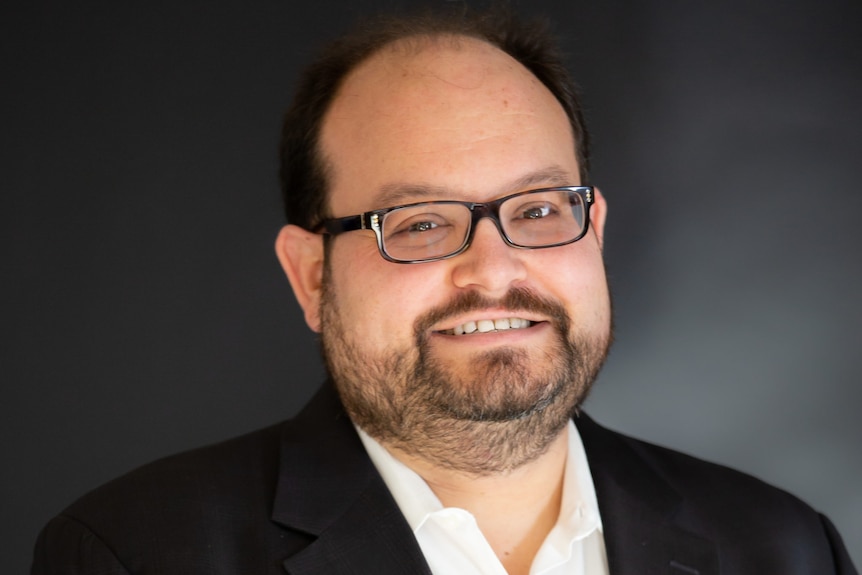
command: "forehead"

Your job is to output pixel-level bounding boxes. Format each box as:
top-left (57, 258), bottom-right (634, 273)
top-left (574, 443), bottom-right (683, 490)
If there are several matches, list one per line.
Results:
top-left (319, 35), bottom-right (577, 214)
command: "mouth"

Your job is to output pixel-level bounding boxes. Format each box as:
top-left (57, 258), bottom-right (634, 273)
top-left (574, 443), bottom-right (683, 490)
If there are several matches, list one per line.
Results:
top-left (439, 317), bottom-right (536, 336)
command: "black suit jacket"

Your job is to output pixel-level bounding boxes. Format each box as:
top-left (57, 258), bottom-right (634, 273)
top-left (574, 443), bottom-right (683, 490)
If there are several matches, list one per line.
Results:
top-left (32, 383), bottom-right (857, 574)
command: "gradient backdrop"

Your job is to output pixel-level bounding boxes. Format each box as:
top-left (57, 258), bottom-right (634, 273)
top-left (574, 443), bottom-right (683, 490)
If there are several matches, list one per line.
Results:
top-left (3, 1), bottom-right (861, 571)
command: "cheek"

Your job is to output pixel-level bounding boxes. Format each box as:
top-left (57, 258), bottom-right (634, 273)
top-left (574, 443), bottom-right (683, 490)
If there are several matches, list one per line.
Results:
top-left (532, 244), bottom-right (610, 327)
top-left (328, 245), bottom-right (443, 344)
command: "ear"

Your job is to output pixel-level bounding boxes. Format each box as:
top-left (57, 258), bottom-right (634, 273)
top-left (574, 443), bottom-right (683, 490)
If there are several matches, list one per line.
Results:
top-left (590, 187), bottom-right (608, 249)
top-left (275, 224), bottom-right (325, 332)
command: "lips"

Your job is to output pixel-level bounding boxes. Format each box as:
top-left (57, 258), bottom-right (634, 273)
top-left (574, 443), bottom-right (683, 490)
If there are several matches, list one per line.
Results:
top-left (442, 317), bottom-right (534, 336)
top-left (419, 288), bottom-right (563, 340)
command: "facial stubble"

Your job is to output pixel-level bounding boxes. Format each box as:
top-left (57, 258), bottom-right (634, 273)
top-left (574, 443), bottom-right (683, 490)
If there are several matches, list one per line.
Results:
top-left (319, 268), bottom-right (611, 475)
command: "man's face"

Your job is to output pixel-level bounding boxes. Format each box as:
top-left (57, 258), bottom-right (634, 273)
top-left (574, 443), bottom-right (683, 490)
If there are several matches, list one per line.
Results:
top-left (285, 36), bottom-right (611, 473)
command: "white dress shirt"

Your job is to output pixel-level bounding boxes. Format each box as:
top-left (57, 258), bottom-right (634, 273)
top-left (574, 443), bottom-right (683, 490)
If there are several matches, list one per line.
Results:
top-left (357, 420), bottom-right (609, 575)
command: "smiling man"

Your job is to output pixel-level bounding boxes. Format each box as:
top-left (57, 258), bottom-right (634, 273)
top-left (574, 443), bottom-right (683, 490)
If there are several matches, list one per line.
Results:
top-left (32, 7), bottom-right (856, 575)
top-left (277, 32), bottom-right (611, 574)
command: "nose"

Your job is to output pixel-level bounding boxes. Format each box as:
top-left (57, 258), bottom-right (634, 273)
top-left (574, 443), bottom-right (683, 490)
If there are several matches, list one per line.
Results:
top-left (449, 218), bottom-right (528, 296)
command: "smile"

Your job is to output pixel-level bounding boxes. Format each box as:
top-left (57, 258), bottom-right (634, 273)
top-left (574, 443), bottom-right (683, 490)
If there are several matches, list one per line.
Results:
top-left (442, 318), bottom-right (535, 336)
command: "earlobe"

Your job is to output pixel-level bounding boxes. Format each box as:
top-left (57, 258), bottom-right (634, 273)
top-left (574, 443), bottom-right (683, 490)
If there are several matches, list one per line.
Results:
top-left (275, 225), bottom-right (325, 332)
top-left (590, 187), bottom-right (608, 249)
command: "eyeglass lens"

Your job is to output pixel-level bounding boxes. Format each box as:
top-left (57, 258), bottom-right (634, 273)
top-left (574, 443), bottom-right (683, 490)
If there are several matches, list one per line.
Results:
top-left (380, 189), bottom-right (586, 262)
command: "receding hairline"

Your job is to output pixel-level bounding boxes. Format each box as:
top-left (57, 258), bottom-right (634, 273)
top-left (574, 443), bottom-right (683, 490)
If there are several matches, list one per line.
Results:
top-left (330, 32), bottom-right (527, 98)
top-left (318, 32), bottom-right (578, 209)
top-left (279, 8), bottom-right (592, 230)
top-left (362, 31), bottom-right (501, 56)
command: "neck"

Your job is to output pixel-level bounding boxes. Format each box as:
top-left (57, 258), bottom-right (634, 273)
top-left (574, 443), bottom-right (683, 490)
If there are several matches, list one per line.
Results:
top-left (388, 426), bottom-right (569, 575)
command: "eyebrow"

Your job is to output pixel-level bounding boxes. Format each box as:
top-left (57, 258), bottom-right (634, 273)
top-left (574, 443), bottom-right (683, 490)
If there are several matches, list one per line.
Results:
top-left (370, 166), bottom-right (577, 208)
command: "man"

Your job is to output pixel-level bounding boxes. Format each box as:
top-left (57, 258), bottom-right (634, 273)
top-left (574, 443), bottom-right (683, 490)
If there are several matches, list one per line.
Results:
top-left (32, 7), bottom-right (856, 575)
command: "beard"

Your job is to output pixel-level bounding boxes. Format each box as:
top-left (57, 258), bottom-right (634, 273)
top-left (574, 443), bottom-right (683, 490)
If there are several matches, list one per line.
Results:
top-left (319, 271), bottom-right (612, 476)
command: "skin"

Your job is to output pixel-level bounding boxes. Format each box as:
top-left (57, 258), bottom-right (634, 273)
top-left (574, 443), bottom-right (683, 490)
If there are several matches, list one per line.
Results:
top-left (277, 35), bottom-right (611, 575)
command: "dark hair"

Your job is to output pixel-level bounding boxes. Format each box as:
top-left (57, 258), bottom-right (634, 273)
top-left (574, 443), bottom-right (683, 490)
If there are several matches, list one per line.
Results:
top-left (279, 6), bottom-right (590, 230)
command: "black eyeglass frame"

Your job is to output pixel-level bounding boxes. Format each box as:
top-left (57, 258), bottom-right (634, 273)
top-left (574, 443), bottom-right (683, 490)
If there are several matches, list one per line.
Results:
top-left (316, 185), bottom-right (595, 264)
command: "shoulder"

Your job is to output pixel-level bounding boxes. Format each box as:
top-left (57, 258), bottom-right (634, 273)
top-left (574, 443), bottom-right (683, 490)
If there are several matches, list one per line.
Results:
top-left (576, 411), bottom-right (809, 509)
top-left (586, 415), bottom-right (813, 516)
top-left (33, 422), bottom-right (292, 574)
top-left (69, 422), bottom-right (284, 517)
top-left (576, 413), bottom-right (857, 572)
top-left (32, 385), bottom-right (358, 574)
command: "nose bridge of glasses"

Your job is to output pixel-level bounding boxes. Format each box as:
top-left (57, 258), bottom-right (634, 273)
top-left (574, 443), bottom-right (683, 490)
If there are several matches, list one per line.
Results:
top-left (468, 200), bottom-right (511, 245)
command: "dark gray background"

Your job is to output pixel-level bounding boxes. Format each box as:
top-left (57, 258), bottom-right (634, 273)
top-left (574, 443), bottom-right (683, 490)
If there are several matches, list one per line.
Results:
top-left (3, 0), bottom-right (860, 571)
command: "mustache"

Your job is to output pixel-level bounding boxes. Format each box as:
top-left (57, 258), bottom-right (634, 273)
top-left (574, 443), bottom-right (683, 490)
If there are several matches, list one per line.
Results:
top-left (414, 287), bottom-right (571, 337)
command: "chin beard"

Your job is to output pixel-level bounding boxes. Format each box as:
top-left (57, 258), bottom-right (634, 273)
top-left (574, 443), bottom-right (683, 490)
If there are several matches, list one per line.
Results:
top-left (320, 285), bottom-right (611, 476)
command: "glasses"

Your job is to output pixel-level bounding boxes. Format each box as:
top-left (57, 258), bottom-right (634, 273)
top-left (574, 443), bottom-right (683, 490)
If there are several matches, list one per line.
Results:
top-left (317, 186), bottom-right (594, 263)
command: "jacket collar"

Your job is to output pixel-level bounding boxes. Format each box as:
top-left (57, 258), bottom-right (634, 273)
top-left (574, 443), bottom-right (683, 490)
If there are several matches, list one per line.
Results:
top-left (270, 384), bottom-right (717, 575)
top-left (575, 412), bottom-right (719, 575)
top-left (271, 383), bottom-right (432, 575)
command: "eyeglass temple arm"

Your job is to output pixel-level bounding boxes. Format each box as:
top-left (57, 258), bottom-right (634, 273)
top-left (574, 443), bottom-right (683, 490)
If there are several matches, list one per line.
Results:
top-left (320, 214), bottom-right (367, 236)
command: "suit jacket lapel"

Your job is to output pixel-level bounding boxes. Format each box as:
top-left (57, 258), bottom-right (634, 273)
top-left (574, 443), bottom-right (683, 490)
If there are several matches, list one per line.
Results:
top-left (271, 384), bottom-right (432, 575)
top-left (270, 386), bottom-right (719, 574)
top-left (576, 413), bottom-right (719, 575)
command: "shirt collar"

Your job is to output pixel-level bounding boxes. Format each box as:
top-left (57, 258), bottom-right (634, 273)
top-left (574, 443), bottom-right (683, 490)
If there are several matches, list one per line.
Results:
top-left (356, 419), bottom-right (603, 539)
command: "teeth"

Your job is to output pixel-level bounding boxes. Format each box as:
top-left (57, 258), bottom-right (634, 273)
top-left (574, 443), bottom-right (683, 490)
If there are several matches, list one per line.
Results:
top-left (454, 321), bottom-right (476, 335)
top-left (449, 318), bottom-right (532, 335)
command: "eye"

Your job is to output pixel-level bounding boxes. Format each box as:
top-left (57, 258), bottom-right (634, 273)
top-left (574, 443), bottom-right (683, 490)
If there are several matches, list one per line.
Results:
top-left (408, 220), bottom-right (438, 232)
top-left (386, 211), bottom-right (453, 239)
top-left (519, 203), bottom-right (556, 220)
